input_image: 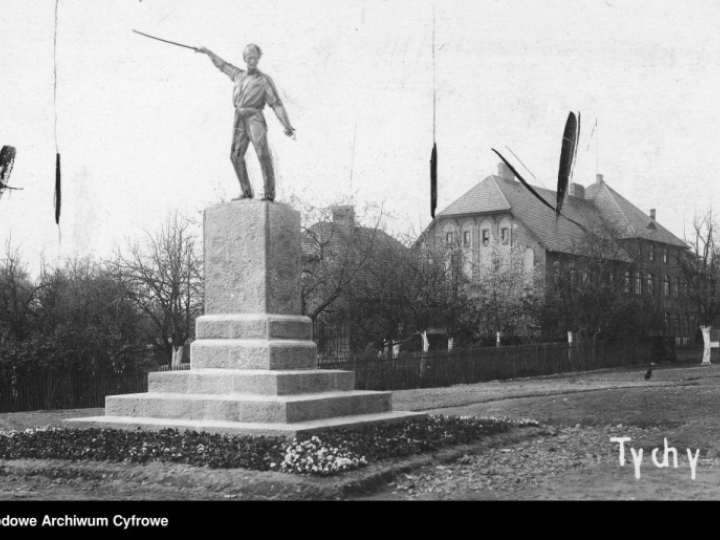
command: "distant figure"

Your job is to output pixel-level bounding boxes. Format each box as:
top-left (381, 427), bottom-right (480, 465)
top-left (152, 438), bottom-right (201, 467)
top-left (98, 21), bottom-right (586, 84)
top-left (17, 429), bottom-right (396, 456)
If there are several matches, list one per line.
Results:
top-left (196, 44), bottom-right (295, 202)
top-left (644, 369), bottom-right (653, 380)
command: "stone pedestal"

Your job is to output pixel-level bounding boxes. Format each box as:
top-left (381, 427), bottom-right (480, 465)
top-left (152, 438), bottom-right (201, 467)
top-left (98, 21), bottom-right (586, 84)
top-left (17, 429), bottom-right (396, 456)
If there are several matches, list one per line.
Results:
top-left (66, 200), bottom-right (424, 438)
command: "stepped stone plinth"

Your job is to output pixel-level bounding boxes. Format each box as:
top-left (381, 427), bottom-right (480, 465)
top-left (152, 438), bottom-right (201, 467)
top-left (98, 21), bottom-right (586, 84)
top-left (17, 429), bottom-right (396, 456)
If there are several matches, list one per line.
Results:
top-left (65, 199), bottom-right (424, 438)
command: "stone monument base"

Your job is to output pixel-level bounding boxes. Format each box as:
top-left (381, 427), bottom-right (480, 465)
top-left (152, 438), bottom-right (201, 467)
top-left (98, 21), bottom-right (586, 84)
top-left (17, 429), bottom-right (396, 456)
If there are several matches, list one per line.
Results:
top-left (65, 370), bottom-right (424, 438)
top-left (65, 200), bottom-right (425, 439)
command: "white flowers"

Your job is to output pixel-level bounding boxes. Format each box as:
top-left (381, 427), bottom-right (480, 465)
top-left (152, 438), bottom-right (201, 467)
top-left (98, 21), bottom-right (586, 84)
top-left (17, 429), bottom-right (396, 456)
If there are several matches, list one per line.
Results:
top-left (459, 415), bottom-right (540, 427)
top-left (279, 435), bottom-right (367, 476)
top-left (0, 426), bottom-right (58, 439)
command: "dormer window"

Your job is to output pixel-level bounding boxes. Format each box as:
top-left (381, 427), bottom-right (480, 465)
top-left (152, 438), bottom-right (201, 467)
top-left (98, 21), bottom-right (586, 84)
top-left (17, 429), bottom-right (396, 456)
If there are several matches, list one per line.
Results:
top-left (482, 229), bottom-right (490, 246)
top-left (463, 231), bottom-right (471, 247)
top-left (446, 232), bottom-right (453, 245)
top-left (501, 227), bottom-right (510, 244)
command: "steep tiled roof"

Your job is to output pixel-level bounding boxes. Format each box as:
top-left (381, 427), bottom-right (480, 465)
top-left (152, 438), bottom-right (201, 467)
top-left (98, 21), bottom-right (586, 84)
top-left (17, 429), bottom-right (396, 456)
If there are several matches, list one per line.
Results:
top-left (432, 173), bottom-right (685, 255)
top-left (493, 175), bottom-right (608, 253)
top-left (437, 176), bottom-right (510, 216)
top-left (585, 182), bottom-right (686, 247)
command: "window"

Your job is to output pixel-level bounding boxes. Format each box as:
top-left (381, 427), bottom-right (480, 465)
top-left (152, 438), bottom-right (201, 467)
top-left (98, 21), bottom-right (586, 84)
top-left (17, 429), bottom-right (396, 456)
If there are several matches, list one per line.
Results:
top-left (501, 227), bottom-right (510, 244)
top-left (624, 271), bottom-right (630, 294)
top-left (463, 231), bottom-right (471, 247)
top-left (664, 312), bottom-right (670, 332)
top-left (663, 248), bottom-right (668, 264)
top-left (664, 275), bottom-right (670, 297)
top-left (463, 256), bottom-right (472, 280)
top-left (523, 248), bottom-right (535, 274)
top-left (649, 245), bottom-right (655, 262)
top-left (646, 273), bottom-right (654, 295)
top-left (446, 232), bottom-right (453, 245)
top-left (635, 272), bottom-right (642, 295)
top-left (481, 229), bottom-right (490, 246)
top-left (675, 277), bottom-right (681, 297)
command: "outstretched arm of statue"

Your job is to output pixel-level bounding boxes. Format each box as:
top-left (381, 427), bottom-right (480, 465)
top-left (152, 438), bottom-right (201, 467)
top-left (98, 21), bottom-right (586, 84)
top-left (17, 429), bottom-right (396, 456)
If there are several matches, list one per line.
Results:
top-left (195, 46), bottom-right (239, 78)
top-left (272, 104), bottom-right (295, 137)
top-left (196, 47), bottom-right (224, 66)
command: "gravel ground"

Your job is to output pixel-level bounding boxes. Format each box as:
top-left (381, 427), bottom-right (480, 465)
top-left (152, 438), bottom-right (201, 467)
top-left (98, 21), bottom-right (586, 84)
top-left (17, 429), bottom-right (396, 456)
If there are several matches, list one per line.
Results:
top-left (361, 423), bottom-right (716, 500)
top-left (361, 424), bottom-right (653, 499)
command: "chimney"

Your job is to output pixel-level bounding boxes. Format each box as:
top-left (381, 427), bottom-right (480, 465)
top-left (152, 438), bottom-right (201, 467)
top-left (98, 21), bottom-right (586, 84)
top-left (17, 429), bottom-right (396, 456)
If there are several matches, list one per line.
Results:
top-left (596, 174), bottom-right (604, 184)
top-left (331, 205), bottom-right (355, 232)
top-left (650, 209), bottom-right (656, 220)
top-left (497, 162), bottom-right (515, 182)
top-left (568, 183), bottom-right (585, 199)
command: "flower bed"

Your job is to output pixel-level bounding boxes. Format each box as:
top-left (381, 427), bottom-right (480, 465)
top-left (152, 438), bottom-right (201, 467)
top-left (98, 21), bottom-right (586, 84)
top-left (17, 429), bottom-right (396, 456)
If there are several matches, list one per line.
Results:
top-left (0, 416), bottom-right (538, 477)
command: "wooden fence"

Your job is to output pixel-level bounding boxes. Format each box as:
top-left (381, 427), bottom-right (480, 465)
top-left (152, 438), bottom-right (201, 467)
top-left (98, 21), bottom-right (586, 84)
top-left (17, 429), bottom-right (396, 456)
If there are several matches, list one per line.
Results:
top-left (317, 339), bottom-right (657, 391)
top-left (0, 337), bottom-right (669, 413)
top-left (0, 365), bottom-right (149, 414)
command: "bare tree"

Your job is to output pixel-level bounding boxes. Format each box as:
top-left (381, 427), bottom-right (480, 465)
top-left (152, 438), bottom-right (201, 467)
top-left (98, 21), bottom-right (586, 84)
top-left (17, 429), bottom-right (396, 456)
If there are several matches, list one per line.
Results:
top-left (112, 212), bottom-right (204, 366)
top-left (30, 256), bottom-right (151, 370)
top-left (680, 210), bottom-right (720, 364)
top-left (0, 240), bottom-right (42, 342)
top-left (296, 198), bottom-right (388, 322)
top-left (335, 235), bottom-right (417, 354)
top-left (466, 238), bottom-right (540, 345)
top-left (335, 239), bottom-right (475, 355)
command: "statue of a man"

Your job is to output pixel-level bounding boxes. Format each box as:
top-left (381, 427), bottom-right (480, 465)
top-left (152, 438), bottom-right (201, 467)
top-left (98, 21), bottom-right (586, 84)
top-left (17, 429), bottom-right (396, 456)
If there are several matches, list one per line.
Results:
top-left (196, 44), bottom-right (295, 202)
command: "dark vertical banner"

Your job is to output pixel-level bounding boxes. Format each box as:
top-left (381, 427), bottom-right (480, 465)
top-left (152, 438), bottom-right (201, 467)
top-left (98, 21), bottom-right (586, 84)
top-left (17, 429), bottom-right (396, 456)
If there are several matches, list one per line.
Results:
top-left (556, 111), bottom-right (579, 219)
top-left (0, 146), bottom-right (20, 205)
top-left (0, 146), bottom-right (17, 188)
top-left (55, 152), bottom-right (61, 225)
top-left (430, 142), bottom-right (437, 218)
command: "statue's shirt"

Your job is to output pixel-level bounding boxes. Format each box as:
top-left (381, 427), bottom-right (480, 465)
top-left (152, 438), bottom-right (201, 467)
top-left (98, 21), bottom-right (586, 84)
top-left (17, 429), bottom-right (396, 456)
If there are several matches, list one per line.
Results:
top-left (219, 62), bottom-right (282, 113)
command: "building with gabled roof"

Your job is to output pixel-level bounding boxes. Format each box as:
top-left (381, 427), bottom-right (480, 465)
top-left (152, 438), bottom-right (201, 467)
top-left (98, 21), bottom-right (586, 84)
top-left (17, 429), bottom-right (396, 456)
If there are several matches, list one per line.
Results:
top-left (419, 162), bottom-right (695, 342)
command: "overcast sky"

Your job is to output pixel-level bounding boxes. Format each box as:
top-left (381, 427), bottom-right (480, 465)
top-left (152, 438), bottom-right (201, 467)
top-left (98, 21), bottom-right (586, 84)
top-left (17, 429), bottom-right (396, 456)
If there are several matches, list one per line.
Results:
top-left (0, 0), bottom-right (717, 275)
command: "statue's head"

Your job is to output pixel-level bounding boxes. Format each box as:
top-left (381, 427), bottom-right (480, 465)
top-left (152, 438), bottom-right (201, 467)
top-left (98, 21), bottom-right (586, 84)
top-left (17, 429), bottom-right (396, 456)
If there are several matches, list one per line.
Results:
top-left (243, 44), bottom-right (262, 73)
top-left (243, 44), bottom-right (262, 61)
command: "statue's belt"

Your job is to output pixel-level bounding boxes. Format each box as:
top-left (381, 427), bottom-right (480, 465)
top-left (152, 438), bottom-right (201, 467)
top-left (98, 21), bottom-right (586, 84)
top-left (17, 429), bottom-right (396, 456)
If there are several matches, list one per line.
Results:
top-left (235, 107), bottom-right (262, 117)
